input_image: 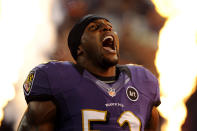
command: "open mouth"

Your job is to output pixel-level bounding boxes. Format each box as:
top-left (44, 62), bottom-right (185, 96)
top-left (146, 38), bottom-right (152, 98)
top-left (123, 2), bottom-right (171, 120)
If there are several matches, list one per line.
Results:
top-left (102, 35), bottom-right (116, 53)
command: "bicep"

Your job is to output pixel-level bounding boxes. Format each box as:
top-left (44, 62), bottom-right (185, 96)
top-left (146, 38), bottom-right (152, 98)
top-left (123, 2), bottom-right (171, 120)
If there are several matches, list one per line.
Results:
top-left (17, 101), bottom-right (56, 131)
top-left (145, 107), bottom-right (160, 131)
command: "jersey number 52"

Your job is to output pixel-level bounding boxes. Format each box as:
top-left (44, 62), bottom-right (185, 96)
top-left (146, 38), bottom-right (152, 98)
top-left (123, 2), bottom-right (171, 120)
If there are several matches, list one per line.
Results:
top-left (82, 109), bottom-right (141, 131)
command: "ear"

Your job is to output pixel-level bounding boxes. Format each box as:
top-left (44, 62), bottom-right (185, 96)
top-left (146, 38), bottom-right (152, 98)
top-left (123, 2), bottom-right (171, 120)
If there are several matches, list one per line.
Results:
top-left (77, 45), bottom-right (84, 56)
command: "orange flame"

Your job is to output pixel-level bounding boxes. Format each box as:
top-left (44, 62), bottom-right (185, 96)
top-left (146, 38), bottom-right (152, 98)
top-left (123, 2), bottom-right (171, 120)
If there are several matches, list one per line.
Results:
top-left (0, 0), bottom-right (56, 129)
top-left (152, 0), bottom-right (197, 130)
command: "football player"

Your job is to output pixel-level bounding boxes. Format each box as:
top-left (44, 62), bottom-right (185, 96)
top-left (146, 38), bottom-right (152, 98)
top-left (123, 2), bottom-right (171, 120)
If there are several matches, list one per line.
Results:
top-left (18, 14), bottom-right (160, 131)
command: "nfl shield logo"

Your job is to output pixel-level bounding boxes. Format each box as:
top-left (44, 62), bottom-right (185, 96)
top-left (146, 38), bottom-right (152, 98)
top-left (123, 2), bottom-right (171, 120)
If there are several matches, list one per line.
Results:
top-left (108, 88), bottom-right (116, 97)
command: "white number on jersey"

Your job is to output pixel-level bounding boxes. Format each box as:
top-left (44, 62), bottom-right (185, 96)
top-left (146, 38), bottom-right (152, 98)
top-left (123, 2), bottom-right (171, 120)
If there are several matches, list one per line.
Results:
top-left (82, 109), bottom-right (141, 131)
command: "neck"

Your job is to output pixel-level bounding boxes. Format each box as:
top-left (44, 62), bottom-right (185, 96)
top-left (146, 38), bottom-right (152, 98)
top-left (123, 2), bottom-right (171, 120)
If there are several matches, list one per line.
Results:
top-left (77, 59), bottom-right (116, 77)
top-left (89, 65), bottom-right (116, 77)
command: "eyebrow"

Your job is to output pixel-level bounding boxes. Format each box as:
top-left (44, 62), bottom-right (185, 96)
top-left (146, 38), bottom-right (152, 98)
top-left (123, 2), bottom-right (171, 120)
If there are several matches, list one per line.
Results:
top-left (91, 21), bottom-right (112, 28)
top-left (107, 23), bottom-right (112, 28)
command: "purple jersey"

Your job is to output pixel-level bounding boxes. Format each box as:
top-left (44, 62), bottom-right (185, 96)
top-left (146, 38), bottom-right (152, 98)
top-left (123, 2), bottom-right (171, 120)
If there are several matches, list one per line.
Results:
top-left (23, 61), bottom-right (160, 131)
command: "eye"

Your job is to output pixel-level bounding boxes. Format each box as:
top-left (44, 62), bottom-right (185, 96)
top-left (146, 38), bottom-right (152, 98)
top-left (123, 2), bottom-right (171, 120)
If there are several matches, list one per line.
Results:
top-left (89, 24), bottom-right (99, 31)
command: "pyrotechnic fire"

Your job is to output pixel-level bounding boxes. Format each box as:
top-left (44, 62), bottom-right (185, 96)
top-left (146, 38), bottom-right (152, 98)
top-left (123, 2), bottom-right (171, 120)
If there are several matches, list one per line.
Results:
top-left (0, 0), bottom-right (56, 129)
top-left (152, 0), bottom-right (197, 130)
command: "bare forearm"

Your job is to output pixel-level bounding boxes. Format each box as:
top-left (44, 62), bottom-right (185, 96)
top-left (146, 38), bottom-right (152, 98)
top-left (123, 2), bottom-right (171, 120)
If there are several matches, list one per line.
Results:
top-left (18, 123), bottom-right (54, 131)
top-left (17, 114), bottom-right (38, 131)
top-left (18, 101), bottom-right (56, 131)
top-left (18, 113), bottom-right (55, 131)
top-left (145, 107), bottom-right (160, 131)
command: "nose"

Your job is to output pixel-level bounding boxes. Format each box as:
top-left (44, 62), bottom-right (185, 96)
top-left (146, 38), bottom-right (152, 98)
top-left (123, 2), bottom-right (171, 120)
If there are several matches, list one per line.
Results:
top-left (101, 24), bottom-right (112, 32)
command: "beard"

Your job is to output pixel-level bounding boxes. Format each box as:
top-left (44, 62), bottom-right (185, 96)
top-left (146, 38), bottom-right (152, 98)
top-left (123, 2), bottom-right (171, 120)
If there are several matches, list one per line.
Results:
top-left (87, 49), bottom-right (120, 70)
top-left (98, 53), bottom-right (119, 69)
top-left (83, 44), bottom-right (119, 70)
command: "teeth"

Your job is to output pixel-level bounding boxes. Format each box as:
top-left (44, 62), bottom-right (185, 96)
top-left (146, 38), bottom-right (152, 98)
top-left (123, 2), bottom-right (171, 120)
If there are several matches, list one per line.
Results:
top-left (103, 47), bottom-right (116, 53)
top-left (103, 36), bottom-right (113, 42)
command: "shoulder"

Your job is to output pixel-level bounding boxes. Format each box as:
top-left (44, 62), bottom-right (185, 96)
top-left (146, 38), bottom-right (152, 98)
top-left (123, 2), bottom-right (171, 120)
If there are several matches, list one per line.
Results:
top-left (125, 64), bottom-right (158, 83)
top-left (25, 61), bottom-right (76, 89)
top-left (34, 61), bottom-right (73, 71)
top-left (23, 61), bottom-right (76, 103)
top-left (30, 61), bottom-right (76, 76)
top-left (31, 61), bottom-right (79, 82)
top-left (124, 64), bottom-right (160, 105)
top-left (34, 60), bottom-right (82, 84)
